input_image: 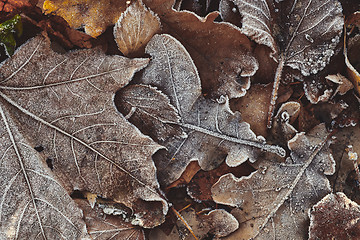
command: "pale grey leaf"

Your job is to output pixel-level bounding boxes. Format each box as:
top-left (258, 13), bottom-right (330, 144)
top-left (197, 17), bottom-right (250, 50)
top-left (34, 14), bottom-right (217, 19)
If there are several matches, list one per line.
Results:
top-left (0, 104), bottom-right (89, 239)
top-left (211, 123), bottom-right (335, 239)
top-left (0, 35), bottom-right (167, 228)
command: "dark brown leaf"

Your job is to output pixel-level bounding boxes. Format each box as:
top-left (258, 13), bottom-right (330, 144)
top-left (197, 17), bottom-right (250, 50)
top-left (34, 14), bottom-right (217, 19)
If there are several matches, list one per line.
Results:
top-left (309, 192), bottom-right (360, 240)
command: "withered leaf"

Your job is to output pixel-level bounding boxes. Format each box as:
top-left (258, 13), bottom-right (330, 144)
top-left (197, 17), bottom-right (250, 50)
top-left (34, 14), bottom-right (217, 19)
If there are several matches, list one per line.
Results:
top-left (118, 34), bottom-right (285, 185)
top-left (149, 208), bottom-right (239, 240)
top-left (211, 123), bottom-right (335, 239)
top-left (39, 0), bottom-right (130, 37)
top-left (0, 35), bottom-right (167, 228)
top-left (325, 74), bottom-right (354, 96)
top-left (143, 0), bottom-right (259, 98)
top-left (114, 0), bottom-right (161, 58)
top-left (220, 0), bottom-right (343, 126)
top-left (309, 192), bottom-right (360, 240)
top-left (76, 199), bottom-right (145, 240)
top-left (0, 105), bottom-right (89, 239)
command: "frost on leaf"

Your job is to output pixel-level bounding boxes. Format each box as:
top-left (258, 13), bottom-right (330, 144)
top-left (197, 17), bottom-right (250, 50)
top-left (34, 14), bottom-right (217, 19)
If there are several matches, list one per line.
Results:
top-left (40, 0), bottom-right (130, 37)
top-left (149, 208), bottom-right (239, 240)
top-left (118, 33), bottom-right (285, 185)
top-left (221, 0), bottom-right (343, 76)
top-left (0, 35), bottom-right (167, 228)
top-left (220, 0), bottom-right (343, 126)
top-left (0, 105), bottom-right (89, 239)
top-left (143, 0), bottom-right (259, 98)
top-left (114, 0), bottom-right (161, 58)
top-left (211, 123), bottom-right (335, 239)
top-left (309, 192), bottom-right (360, 240)
top-left (76, 199), bottom-right (145, 240)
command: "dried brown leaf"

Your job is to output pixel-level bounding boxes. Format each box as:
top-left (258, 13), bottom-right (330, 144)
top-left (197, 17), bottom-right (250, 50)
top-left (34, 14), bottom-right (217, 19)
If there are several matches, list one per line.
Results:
top-left (326, 73), bottom-right (354, 96)
top-left (344, 32), bottom-right (360, 95)
top-left (76, 199), bottom-right (145, 240)
top-left (212, 123), bottom-right (335, 239)
top-left (40, 0), bottom-right (130, 37)
top-left (143, 0), bottom-right (258, 98)
top-left (149, 208), bottom-right (239, 240)
top-left (0, 104), bottom-right (89, 239)
top-left (118, 34), bottom-right (285, 185)
top-left (0, 35), bottom-right (167, 228)
top-left (309, 192), bottom-right (360, 240)
top-left (114, 0), bottom-right (161, 57)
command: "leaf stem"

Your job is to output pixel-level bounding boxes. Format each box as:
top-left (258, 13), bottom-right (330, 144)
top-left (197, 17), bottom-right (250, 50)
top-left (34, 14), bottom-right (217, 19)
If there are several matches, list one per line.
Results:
top-left (267, 54), bottom-right (285, 129)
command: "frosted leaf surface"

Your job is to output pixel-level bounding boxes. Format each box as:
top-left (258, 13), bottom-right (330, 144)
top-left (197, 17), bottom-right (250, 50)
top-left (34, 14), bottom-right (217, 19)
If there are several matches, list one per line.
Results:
top-left (119, 34), bottom-right (285, 185)
top-left (0, 35), bottom-right (167, 228)
top-left (211, 123), bottom-right (335, 239)
top-left (220, 0), bottom-right (344, 76)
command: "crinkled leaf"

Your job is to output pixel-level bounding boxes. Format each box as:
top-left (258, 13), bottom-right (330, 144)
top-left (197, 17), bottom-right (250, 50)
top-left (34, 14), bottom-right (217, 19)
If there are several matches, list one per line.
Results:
top-left (143, 0), bottom-right (258, 98)
top-left (0, 105), bottom-right (89, 239)
top-left (114, 0), bottom-right (161, 57)
top-left (40, 0), bottom-right (130, 37)
top-left (0, 35), bottom-right (167, 228)
top-left (211, 123), bottom-right (335, 239)
top-left (221, 0), bottom-right (343, 76)
top-left (76, 199), bottom-right (145, 240)
top-left (118, 34), bottom-right (285, 185)
top-left (309, 192), bottom-right (360, 240)
top-left (149, 208), bottom-right (239, 240)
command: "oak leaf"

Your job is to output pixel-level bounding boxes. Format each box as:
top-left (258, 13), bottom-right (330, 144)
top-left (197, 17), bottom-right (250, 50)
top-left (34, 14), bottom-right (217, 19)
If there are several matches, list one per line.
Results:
top-left (211, 123), bottom-right (335, 239)
top-left (0, 35), bottom-right (167, 228)
top-left (143, 0), bottom-right (259, 98)
top-left (220, 0), bottom-right (344, 126)
top-left (309, 192), bottom-right (360, 240)
top-left (117, 34), bottom-right (285, 186)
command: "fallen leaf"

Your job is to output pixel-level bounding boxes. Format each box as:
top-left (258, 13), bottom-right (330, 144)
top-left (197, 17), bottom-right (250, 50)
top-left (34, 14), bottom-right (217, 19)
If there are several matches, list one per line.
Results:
top-left (0, 35), bottom-right (167, 228)
top-left (344, 30), bottom-right (360, 95)
top-left (167, 161), bottom-right (201, 189)
top-left (0, 0), bottom-right (36, 22)
top-left (211, 123), bottom-right (335, 239)
top-left (76, 199), bottom-right (145, 240)
top-left (308, 192), bottom-right (360, 240)
top-left (187, 161), bottom-right (254, 202)
top-left (0, 14), bottom-right (22, 56)
top-left (149, 208), bottom-right (239, 240)
top-left (303, 77), bottom-right (334, 104)
top-left (118, 34), bottom-right (285, 185)
top-left (114, 0), bottom-right (161, 57)
top-left (0, 104), bottom-right (89, 239)
top-left (143, 0), bottom-right (259, 98)
top-left (326, 73), bottom-right (354, 96)
top-left (39, 0), bottom-right (131, 37)
top-left (220, 0), bottom-right (344, 126)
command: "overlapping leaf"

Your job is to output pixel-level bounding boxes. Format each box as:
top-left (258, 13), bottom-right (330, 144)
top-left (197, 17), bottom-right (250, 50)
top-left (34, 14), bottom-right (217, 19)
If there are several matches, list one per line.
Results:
top-left (117, 33), bottom-right (285, 185)
top-left (211, 124), bottom-right (335, 239)
top-left (0, 35), bottom-right (167, 228)
top-left (143, 0), bottom-right (258, 98)
top-left (0, 104), bottom-right (89, 239)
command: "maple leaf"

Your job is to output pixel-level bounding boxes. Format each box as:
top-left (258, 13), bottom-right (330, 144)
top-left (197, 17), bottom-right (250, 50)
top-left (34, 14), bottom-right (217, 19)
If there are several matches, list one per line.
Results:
top-left (308, 192), bottom-right (360, 240)
top-left (117, 33), bottom-right (285, 185)
top-left (0, 35), bottom-right (167, 228)
top-left (220, 0), bottom-right (344, 127)
top-left (211, 123), bottom-right (335, 239)
top-left (143, 0), bottom-right (259, 99)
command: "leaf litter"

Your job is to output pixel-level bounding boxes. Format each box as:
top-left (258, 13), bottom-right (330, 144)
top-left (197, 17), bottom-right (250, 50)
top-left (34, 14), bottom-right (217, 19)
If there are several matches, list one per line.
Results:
top-left (1, 0), bottom-right (360, 239)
